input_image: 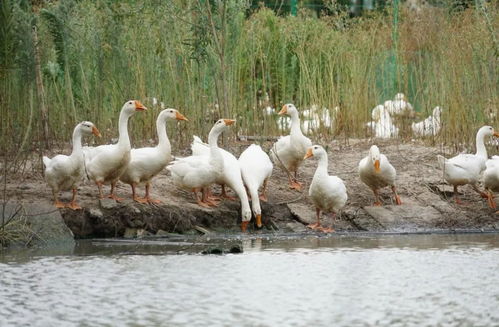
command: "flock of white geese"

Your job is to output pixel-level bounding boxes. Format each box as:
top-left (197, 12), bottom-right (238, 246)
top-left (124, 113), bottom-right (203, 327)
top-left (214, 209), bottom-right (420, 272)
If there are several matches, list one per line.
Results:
top-left (43, 100), bottom-right (499, 232)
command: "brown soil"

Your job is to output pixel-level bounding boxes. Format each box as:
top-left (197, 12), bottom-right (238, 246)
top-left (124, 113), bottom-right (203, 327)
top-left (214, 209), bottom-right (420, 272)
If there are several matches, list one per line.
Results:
top-left (2, 138), bottom-right (499, 238)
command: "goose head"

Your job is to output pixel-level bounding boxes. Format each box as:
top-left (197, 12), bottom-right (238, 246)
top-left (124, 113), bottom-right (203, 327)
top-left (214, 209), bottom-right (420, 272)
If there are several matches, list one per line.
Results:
top-left (372, 105), bottom-right (384, 121)
top-left (478, 125), bottom-right (499, 138)
top-left (78, 121), bottom-right (101, 137)
top-left (368, 145), bottom-right (381, 173)
top-left (159, 108), bottom-right (188, 122)
top-left (394, 93), bottom-right (406, 101)
top-left (279, 103), bottom-right (298, 117)
top-left (432, 106), bottom-right (442, 118)
top-left (214, 118), bottom-right (235, 130)
top-left (122, 100), bottom-right (147, 116)
top-left (304, 144), bottom-right (326, 159)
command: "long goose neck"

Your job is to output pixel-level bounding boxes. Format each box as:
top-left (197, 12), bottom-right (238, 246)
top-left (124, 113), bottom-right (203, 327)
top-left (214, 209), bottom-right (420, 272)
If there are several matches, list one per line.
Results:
top-left (117, 110), bottom-right (132, 149)
top-left (249, 187), bottom-right (261, 214)
top-left (208, 128), bottom-right (223, 163)
top-left (315, 154), bottom-right (329, 177)
top-left (289, 111), bottom-right (302, 138)
top-left (475, 130), bottom-right (487, 159)
top-left (156, 116), bottom-right (171, 152)
top-left (70, 127), bottom-right (83, 158)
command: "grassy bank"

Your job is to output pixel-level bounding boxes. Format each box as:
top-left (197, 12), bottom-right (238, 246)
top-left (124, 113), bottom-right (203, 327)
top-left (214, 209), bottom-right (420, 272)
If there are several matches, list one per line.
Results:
top-left (0, 0), bottom-right (497, 172)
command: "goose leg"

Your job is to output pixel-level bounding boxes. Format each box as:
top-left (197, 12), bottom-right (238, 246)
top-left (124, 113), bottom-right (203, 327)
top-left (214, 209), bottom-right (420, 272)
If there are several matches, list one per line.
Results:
top-left (131, 183), bottom-right (147, 204)
top-left (96, 181), bottom-right (104, 199)
top-left (259, 178), bottom-right (268, 202)
top-left (107, 182), bottom-right (124, 202)
top-left (288, 173), bottom-right (302, 191)
top-left (307, 208), bottom-right (322, 230)
top-left (320, 212), bottom-right (336, 233)
top-left (391, 185), bottom-right (402, 205)
top-left (202, 187), bottom-right (219, 207)
top-left (453, 185), bottom-right (464, 205)
top-left (373, 188), bottom-right (382, 206)
top-left (67, 188), bottom-right (82, 210)
top-left (486, 190), bottom-right (496, 209)
top-left (193, 188), bottom-right (210, 208)
top-left (471, 184), bottom-right (489, 199)
top-left (52, 191), bottom-right (65, 209)
top-left (145, 182), bottom-right (161, 204)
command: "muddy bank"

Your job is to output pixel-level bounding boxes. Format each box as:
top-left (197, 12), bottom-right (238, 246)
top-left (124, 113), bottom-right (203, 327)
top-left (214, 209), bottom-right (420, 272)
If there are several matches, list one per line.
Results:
top-left (3, 138), bottom-right (499, 239)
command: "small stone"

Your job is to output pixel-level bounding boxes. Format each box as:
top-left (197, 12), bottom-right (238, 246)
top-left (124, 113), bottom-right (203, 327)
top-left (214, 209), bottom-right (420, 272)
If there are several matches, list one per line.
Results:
top-left (201, 248), bottom-right (223, 255)
top-left (123, 228), bottom-right (137, 238)
top-left (229, 245), bottom-right (243, 254)
top-left (100, 198), bottom-right (118, 209)
top-left (137, 229), bottom-right (152, 237)
top-left (19, 185), bottom-right (30, 190)
top-left (89, 208), bottom-right (103, 218)
top-left (156, 229), bottom-right (169, 236)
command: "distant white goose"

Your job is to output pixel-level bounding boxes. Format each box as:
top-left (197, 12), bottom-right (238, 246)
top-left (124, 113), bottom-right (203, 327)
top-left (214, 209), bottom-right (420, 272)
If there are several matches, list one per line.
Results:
top-left (43, 122), bottom-right (100, 209)
top-left (239, 144), bottom-right (273, 228)
top-left (304, 145), bottom-right (347, 233)
top-left (483, 156), bottom-right (499, 211)
top-left (437, 126), bottom-right (499, 204)
top-left (367, 105), bottom-right (398, 139)
top-left (358, 145), bottom-right (402, 206)
top-left (412, 106), bottom-right (442, 137)
top-left (385, 93), bottom-right (415, 117)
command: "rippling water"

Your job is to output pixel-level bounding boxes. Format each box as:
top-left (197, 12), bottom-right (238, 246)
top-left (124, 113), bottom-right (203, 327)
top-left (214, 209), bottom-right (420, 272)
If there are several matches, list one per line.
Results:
top-left (2, 234), bottom-right (499, 327)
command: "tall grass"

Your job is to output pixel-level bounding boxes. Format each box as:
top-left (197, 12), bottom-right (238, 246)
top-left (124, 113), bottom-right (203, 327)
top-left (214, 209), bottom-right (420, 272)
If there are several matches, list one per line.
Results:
top-left (0, 0), bottom-right (497, 172)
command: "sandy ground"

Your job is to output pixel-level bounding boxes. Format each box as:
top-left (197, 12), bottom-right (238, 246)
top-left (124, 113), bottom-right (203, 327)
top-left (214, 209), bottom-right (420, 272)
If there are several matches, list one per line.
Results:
top-left (2, 138), bottom-right (499, 237)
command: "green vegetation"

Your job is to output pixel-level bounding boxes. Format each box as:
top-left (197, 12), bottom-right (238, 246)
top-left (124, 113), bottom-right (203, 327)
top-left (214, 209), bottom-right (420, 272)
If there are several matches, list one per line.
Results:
top-left (0, 0), bottom-right (497, 171)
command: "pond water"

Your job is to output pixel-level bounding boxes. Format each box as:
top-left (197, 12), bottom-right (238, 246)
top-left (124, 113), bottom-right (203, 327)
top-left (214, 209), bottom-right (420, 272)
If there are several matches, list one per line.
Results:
top-left (1, 233), bottom-right (499, 327)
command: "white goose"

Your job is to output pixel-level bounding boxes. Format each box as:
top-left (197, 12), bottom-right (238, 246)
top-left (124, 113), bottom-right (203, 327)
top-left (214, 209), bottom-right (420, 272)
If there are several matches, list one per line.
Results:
top-left (270, 103), bottom-right (312, 191)
top-left (367, 104), bottom-right (398, 139)
top-left (43, 121), bottom-right (101, 209)
top-left (358, 145), bottom-right (402, 206)
top-left (83, 100), bottom-right (147, 200)
top-left (304, 145), bottom-right (347, 233)
top-left (167, 119), bottom-right (234, 208)
top-left (483, 156), bottom-right (499, 211)
top-left (437, 125), bottom-right (499, 204)
top-left (412, 106), bottom-right (442, 137)
top-left (190, 135), bottom-right (253, 231)
top-left (120, 108), bottom-right (188, 203)
top-left (385, 93), bottom-right (415, 117)
top-left (239, 144), bottom-right (273, 228)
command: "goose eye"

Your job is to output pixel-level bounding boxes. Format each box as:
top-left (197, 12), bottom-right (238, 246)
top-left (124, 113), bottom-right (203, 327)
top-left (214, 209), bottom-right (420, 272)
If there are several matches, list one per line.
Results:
top-left (128, 101), bottom-right (132, 105)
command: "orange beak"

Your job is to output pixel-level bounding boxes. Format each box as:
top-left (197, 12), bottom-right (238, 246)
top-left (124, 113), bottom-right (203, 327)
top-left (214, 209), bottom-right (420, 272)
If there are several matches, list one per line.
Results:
top-left (493, 132), bottom-right (499, 137)
top-left (374, 159), bottom-right (381, 172)
top-left (241, 221), bottom-right (249, 232)
top-left (176, 112), bottom-right (188, 121)
top-left (255, 214), bottom-right (262, 228)
top-left (92, 126), bottom-right (101, 137)
top-left (223, 119), bottom-right (236, 126)
top-left (134, 100), bottom-right (147, 111)
top-left (304, 148), bottom-right (313, 159)
top-left (278, 105), bottom-right (287, 115)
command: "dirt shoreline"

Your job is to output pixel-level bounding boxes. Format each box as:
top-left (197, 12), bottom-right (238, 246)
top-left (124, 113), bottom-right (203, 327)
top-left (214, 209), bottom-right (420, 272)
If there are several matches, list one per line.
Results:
top-left (2, 138), bottom-right (499, 239)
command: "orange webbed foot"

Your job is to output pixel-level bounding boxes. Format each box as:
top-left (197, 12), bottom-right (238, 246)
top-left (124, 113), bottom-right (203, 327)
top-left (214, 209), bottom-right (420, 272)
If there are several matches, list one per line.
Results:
top-left (373, 201), bottom-right (382, 206)
top-left (133, 196), bottom-right (148, 204)
top-left (259, 194), bottom-right (268, 202)
top-left (66, 202), bottom-right (82, 210)
top-left (289, 181), bottom-right (302, 191)
top-left (108, 194), bottom-right (124, 202)
top-left (395, 196), bottom-right (402, 205)
top-left (54, 201), bottom-right (66, 209)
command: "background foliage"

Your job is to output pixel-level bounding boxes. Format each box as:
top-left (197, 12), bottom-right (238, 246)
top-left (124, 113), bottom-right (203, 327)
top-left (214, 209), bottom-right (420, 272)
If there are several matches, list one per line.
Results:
top-left (0, 0), bottom-right (497, 173)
